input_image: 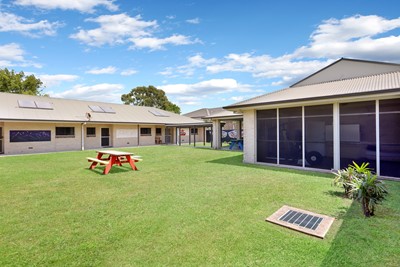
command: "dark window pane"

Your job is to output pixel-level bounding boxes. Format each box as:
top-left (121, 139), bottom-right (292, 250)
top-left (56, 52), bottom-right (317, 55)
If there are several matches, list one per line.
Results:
top-left (56, 127), bottom-right (75, 137)
top-left (305, 105), bottom-right (333, 169)
top-left (340, 101), bottom-right (376, 170)
top-left (279, 107), bottom-right (302, 166)
top-left (140, 128), bottom-right (151, 135)
top-left (86, 127), bottom-right (96, 137)
top-left (257, 109), bottom-right (277, 163)
top-left (380, 99), bottom-right (400, 177)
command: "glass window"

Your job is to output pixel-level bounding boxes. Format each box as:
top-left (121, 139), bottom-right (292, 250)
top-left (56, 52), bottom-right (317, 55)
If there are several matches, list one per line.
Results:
top-left (279, 107), bottom-right (302, 166)
top-left (305, 104), bottom-right (333, 169)
top-left (156, 128), bottom-right (162, 136)
top-left (380, 98), bottom-right (400, 177)
top-left (340, 101), bottom-right (376, 170)
top-left (86, 127), bottom-right (96, 137)
top-left (56, 127), bottom-right (75, 138)
top-left (257, 109), bottom-right (277, 163)
top-left (140, 127), bottom-right (152, 136)
top-left (190, 128), bottom-right (198, 135)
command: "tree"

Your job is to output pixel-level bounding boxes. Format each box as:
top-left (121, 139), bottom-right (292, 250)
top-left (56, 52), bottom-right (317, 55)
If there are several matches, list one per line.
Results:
top-left (0, 68), bottom-right (43, 95)
top-left (121, 85), bottom-right (181, 114)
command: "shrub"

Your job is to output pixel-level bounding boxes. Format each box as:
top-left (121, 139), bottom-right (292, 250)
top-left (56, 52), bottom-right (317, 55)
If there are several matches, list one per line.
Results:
top-left (332, 161), bottom-right (371, 198)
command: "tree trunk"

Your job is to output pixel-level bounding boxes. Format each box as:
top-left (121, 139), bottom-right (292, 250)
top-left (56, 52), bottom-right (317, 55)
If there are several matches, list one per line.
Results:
top-left (362, 198), bottom-right (371, 217)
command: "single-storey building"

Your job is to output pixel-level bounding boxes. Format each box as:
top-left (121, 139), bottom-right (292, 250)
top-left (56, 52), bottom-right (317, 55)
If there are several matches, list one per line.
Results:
top-left (223, 58), bottom-right (400, 178)
top-left (0, 92), bottom-right (209, 155)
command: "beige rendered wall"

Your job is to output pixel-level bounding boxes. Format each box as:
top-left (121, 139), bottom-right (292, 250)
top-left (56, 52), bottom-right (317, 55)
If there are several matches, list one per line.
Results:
top-left (242, 110), bottom-right (256, 163)
top-left (178, 127), bottom-right (205, 144)
top-left (3, 122), bottom-right (82, 154)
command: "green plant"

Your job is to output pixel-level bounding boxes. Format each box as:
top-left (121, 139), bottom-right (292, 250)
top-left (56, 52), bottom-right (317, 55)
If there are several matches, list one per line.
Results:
top-left (332, 161), bottom-right (371, 198)
top-left (349, 172), bottom-right (388, 217)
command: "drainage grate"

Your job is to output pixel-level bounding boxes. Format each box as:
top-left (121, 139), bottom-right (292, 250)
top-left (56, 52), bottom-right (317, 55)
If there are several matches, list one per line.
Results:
top-left (266, 205), bottom-right (335, 238)
top-left (278, 210), bottom-right (323, 230)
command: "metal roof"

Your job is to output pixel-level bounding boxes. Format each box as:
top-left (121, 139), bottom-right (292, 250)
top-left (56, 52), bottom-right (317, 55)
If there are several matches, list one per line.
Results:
top-left (183, 107), bottom-right (225, 119)
top-left (0, 92), bottom-right (203, 125)
top-left (224, 71), bottom-right (400, 109)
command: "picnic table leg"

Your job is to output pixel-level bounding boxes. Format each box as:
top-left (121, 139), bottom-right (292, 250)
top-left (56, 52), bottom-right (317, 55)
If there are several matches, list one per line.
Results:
top-left (126, 155), bottom-right (138, 170)
top-left (103, 155), bottom-right (115, 175)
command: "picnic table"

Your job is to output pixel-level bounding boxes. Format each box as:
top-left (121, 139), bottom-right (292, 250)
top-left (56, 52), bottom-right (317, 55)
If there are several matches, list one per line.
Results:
top-left (87, 150), bottom-right (142, 175)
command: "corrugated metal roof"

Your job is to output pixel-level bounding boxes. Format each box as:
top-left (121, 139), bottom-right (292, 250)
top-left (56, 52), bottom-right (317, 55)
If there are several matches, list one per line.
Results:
top-left (0, 92), bottom-right (203, 125)
top-left (183, 107), bottom-right (225, 119)
top-left (204, 109), bottom-right (242, 119)
top-left (225, 71), bottom-right (400, 109)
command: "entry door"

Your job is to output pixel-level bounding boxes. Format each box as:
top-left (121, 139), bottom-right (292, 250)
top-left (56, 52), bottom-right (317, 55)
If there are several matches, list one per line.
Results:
top-left (0, 127), bottom-right (3, 154)
top-left (101, 128), bottom-right (110, 147)
top-left (165, 128), bottom-right (172, 144)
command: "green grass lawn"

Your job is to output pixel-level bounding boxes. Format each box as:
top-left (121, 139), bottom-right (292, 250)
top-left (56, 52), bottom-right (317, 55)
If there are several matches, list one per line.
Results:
top-left (1, 146), bottom-right (399, 266)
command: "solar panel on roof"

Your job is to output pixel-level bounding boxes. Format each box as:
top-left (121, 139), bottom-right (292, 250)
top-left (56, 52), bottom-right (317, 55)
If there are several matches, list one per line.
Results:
top-left (18, 100), bottom-right (36, 108)
top-left (89, 105), bottom-right (105, 112)
top-left (279, 210), bottom-right (323, 230)
top-left (101, 106), bottom-right (116, 113)
top-left (35, 101), bottom-right (53, 109)
top-left (148, 109), bottom-right (169, 117)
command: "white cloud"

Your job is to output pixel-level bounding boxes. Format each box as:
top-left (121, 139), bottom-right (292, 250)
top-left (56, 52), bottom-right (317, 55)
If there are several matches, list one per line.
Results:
top-left (86, 66), bottom-right (117, 74)
top-left (160, 54), bottom-right (217, 77)
top-left (0, 43), bottom-right (41, 68)
top-left (38, 74), bottom-right (79, 87)
top-left (15, 0), bottom-right (118, 13)
top-left (120, 69), bottom-right (137, 76)
top-left (176, 96), bottom-right (202, 106)
top-left (294, 15), bottom-right (400, 61)
top-left (50, 83), bottom-right (124, 103)
top-left (186, 18), bottom-right (200, 24)
top-left (159, 78), bottom-right (252, 96)
top-left (70, 13), bottom-right (198, 50)
top-left (0, 12), bottom-right (62, 37)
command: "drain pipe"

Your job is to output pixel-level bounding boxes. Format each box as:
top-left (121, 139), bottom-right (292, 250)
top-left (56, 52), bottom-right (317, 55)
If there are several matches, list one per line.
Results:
top-left (81, 122), bottom-right (86, 151)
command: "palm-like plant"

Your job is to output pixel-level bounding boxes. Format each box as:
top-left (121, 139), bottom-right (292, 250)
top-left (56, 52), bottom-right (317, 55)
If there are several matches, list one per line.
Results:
top-left (332, 161), bottom-right (371, 198)
top-left (349, 172), bottom-right (388, 217)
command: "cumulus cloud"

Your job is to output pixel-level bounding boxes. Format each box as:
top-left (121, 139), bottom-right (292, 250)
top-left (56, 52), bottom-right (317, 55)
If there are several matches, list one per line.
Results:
top-left (186, 18), bottom-right (200, 24)
top-left (174, 15), bottom-right (400, 86)
top-left (294, 15), bottom-right (400, 61)
top-left (38, 74), bottom-right (79, 87)
top-left (0, 12), bottom-right (63, 37)
top-left (50, 83), bottom-right (124, 103)
top-left (160, 54), bottom-right (217, 77)
top-left (70, 13), bottom-right (198, 50)
top-left (0, 43), bottom-right (41, 68)
top-left (159, 78), bottom-right (252, 96)
top-left (86, 66), bottom-right (117, 74)
top-left (120, 69), bottom-right (137, 76)
top-left (15, 0), bottom-right (118, 13)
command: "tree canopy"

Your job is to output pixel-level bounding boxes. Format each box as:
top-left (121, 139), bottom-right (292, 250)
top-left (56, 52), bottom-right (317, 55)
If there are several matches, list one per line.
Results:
top-left (121, 85), bottom-right (181, 114)
top-left (0, 68), bottom-right (43, 95)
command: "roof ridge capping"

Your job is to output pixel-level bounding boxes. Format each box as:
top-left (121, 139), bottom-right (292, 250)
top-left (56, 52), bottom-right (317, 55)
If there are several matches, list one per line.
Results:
top-left (290, 57), bottom-right (400, 88)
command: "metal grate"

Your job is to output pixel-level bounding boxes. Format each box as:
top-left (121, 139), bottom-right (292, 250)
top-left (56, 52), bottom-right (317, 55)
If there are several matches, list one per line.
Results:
top-left (279, 210), bottom-right (323, 230)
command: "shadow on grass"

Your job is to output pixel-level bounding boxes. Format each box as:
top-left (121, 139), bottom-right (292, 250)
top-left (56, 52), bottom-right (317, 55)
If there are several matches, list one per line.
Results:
top-left (206, 154), bottom-right (333, 179)
top-left (85, 165), bottom-right (138, 176)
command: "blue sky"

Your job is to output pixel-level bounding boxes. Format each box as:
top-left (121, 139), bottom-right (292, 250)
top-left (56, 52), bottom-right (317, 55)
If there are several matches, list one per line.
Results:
top-left (1, 0), bottom-right (400, 114)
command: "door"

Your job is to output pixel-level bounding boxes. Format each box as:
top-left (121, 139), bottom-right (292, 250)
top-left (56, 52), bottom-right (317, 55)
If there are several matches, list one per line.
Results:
top-left (165, 127), bottom-right (172, 144)
top-left (0, 127), bottom-right (3, 154)
top-left (101, 128), bottom-right (110, 147)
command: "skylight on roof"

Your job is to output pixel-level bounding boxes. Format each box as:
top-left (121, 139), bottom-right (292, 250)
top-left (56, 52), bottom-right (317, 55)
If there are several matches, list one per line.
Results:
top-left (18, 100), bottom-right (54, 110)
top-left (89, 105), bottom-right (116, 113)
top-left (148, 109), bottom-right (169, 117)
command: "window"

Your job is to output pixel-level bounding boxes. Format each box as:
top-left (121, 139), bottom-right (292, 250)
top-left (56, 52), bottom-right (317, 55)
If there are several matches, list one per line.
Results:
top-left (305, 104), bottom-right (333, 169)
top-left (340, 101), bottom-right (376, 170)
top-left (257, 109), bottom-right (277, 164)
top-left (380, 98), bottom-right (400, 177)
top-left (86, 127), bottom-right (96, 137)
top-left (156, 128), bottom-right (162, 136)
top-left (279, 107), bottom-right (302, 166)
top-left (10, 130), bottom-right (51, 142)
top-left (140, 127), bottom-right (152, 136)
top-left (56, 127), bottom-right (75, 138)
top-left (190, 128), bottom-right (198, 135)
